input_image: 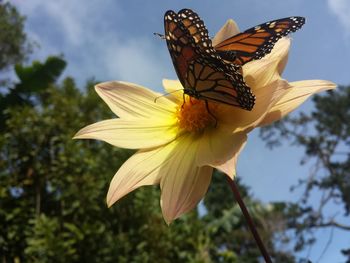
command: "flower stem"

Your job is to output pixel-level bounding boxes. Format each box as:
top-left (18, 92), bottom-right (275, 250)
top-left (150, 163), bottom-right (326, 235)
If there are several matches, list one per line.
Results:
top-left (226, 176), bottom-right (272, 263)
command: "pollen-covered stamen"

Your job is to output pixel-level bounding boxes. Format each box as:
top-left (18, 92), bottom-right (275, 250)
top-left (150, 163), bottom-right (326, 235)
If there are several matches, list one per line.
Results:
top-left (176, 98), bottom-right (217, 132)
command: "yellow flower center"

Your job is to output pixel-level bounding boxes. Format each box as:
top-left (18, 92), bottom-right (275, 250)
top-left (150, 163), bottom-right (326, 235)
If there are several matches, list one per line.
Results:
top-left (176, 97), bottom-right (217, 132)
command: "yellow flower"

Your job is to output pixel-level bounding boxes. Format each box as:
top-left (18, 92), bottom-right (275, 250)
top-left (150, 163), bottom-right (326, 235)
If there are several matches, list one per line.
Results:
top-left (74, 19), bottom-right (336, 224)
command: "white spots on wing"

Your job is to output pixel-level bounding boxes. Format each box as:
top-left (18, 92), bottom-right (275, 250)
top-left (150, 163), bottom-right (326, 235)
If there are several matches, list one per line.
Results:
top-left (291, 17), bottom-right (298, 22)
top-left (269, 22), bottom-right (276, 28)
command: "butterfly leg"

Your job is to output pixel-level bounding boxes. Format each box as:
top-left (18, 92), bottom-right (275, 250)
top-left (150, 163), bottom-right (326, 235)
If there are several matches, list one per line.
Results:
top-left (181, 93), bottom-right (186, 108)
top-left (153, 32), bottom-right (166, 39)
top-left (205, 101), bottom-right (217, 127)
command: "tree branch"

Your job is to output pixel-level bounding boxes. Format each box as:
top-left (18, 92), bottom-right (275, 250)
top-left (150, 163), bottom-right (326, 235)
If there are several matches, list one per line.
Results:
top-left (308, 220), bottom-right (350, 231)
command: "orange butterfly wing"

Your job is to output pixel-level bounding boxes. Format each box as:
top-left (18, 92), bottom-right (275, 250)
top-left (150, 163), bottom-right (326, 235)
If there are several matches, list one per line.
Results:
top-left (214, 17), bottom-right (305, 65)
top-left (164, 9), bottom-right (255, 110)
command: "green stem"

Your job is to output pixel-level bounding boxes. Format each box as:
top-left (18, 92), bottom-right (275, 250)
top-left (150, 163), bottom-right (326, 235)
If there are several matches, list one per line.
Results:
top-left (226, 176), bottom-right (272, 263)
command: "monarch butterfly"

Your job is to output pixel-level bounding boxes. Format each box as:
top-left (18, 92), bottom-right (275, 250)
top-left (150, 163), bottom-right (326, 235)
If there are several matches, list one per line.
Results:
top-left (164, 9), bottom-right (255, 111)
top-left (214, 16), bottom-right (305, 65)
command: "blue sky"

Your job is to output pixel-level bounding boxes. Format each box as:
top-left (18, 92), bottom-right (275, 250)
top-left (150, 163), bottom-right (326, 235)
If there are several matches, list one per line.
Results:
top-left (12, 0), bottom-right (350, 262)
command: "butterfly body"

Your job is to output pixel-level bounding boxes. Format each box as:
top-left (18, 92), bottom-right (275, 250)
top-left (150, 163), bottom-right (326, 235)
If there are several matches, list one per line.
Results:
top-left (164, 9), bottom-right (255, 111)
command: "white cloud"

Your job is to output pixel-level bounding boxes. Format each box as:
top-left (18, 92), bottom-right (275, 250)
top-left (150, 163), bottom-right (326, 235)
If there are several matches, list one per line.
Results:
top-left (11, 0), bottom-right (171, 89)
top-left (102, 37), bottom-right (172, 90)
top-left (328, 0), bottom-right (350, 33)
top-left (13, 0), bottom-right (120, 46)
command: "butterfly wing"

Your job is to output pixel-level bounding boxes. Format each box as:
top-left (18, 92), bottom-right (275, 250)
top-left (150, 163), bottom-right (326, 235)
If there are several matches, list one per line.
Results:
top-left (214, 17), bottom-right (305, 65)
top-left (164, 9), bottom-right (255, 110)
top-left (164, 10), bottom-right (197, 89)
top-left (177, 9), bottom-right (211, 50)
top-left (185, 56), bottom-right (255, 109)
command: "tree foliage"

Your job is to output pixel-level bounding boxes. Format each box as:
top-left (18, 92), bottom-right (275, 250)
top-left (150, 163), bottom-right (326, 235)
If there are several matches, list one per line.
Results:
top-left (0, 56), bottom-right (66, 130)
top-left (0, 0), bottom-right (30, 72)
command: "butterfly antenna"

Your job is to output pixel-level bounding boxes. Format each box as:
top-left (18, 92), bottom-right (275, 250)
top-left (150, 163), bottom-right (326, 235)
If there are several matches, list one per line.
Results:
top-left (154, 89), bottom-right (182, 103)
top-left (154, 32), bottom-right (166, 39)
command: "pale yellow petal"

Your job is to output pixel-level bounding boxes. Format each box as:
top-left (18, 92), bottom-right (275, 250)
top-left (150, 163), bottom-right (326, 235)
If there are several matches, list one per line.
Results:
top-left (212, 19), bottom-right (240, 47)
top-left (215, 138), bottom-right (247, 179)
top-left (262, 37), bottom-right (291, 75)
top-left (106, 140), bottom-right (182, 207)
top-left (196, 130), bottom-right (247, 178)
top-left (95, 81), bottom-right (177, 119)
top-left (217, 79), bottom-right (291, 131)
top-left (244, 58), bottom-right (279, 91)
top-left (161, 165), bottom-right (212, 224)
top-left (243, 38), bottom-right (291, 89)
top-left (273, 38), bottom-right (291, 75)
top-left (159, 135), bottom-right (213, 224)
top-left (74, 118), bottom-right (178, 149)
top-left (259, 80), bottom-right (337, 126)
top-left (162, 79), bottom-right (184, 103)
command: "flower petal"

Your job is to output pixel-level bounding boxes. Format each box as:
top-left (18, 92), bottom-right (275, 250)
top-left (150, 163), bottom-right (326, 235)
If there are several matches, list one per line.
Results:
top-left (159, 135), bottom-right (213, 224)
top-left (74, 118), bottom-right (178, 149)
top-left (106, 140), bottom-right (180, 207)
top-left (259, 80), bottom-right (337, 126)
top-left (273, 38), bottom-right (291, 75)
top-left (95, 81), bottom-right (177, 119)
top-left (259, 37), bottom-right (291, 76)
top-left (196, 130), bottom-right (247, 178)
top-left (215, 138), bottom-right (247, 179)
top-left (212, 19), bottom-right (240, 47)
top-left (216, 79), bottom-right (291, 131)
top-left (244, 38), bottom-right (291, 89)
top-left (162, 79), bottom-right (184, 103)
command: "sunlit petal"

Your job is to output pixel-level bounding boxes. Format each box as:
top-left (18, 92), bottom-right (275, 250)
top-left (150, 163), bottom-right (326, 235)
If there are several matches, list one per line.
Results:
top-left (244, 38), bottom-right (291, 89)
top-left (96, 81), bottom-right (177, 119)
top-left (106, 140), bottom-right (183, 207)
top-left (74, 118), bottom-right (179, 149)
top-left (261, 37), bottom-right (291, 75)
top-left (212, 19), bottom-right (240, 46)
top-left (196, 130), bottom-right (247, 177)
top-left (215, 139), bottom-right (247, 179)
top-left (159, 136), bottom-right (213, 224)
top-left (162, 79), bottom-right (184, 103)
top-left (217, 79), bottom-right (291, 131)
top-left (273, 38), bottom-right (291, 75)
top-left (259, 80), bottom-right (336, 126)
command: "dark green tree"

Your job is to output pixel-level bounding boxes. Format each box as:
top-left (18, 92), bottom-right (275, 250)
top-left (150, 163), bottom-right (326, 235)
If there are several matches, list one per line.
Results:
top-left (0, 0), bottom-right (31, 76)
top-left (260, 86), bottom-right (350, 262)
top-left (0, 56), bottom-right (66, 129)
